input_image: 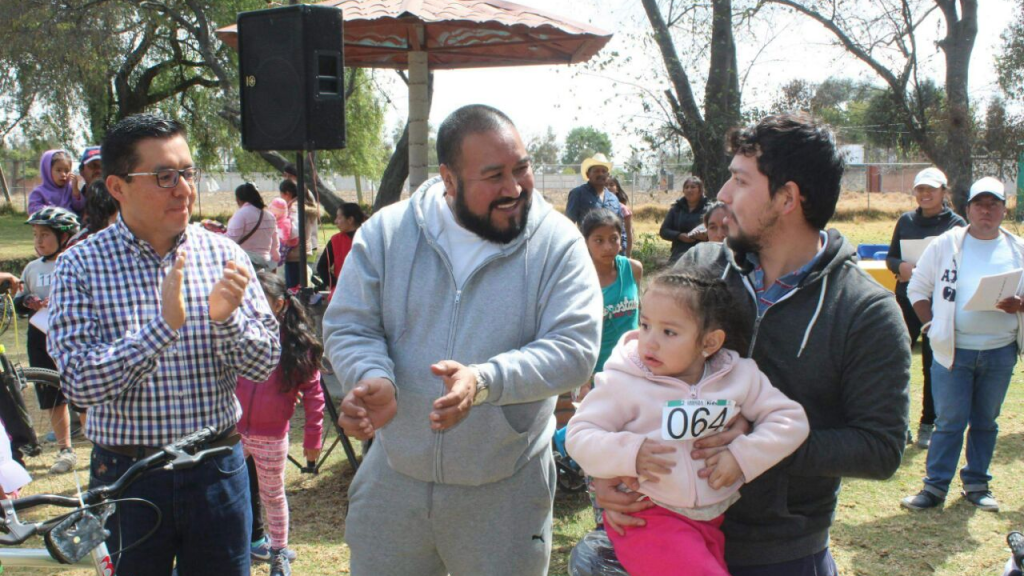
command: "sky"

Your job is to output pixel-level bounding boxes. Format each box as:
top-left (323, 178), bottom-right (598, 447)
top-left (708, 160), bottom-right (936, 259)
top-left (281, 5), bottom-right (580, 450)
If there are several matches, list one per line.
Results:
top-left (374, 0), bottom-right (1018, 166)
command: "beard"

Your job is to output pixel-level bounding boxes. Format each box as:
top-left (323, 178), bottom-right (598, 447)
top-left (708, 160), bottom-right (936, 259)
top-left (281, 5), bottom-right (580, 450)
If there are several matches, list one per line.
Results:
top-left (452, 176), bottom-right (532, 244)
top-left (725, 206), bottom-right (779, 255)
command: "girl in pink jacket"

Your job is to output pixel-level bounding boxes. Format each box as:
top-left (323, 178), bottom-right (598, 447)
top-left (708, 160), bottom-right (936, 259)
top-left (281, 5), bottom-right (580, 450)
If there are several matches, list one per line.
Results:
top-left (566, 270), bottom-right (809, 576)
top-left (236, 271), bottom-right (325, 574)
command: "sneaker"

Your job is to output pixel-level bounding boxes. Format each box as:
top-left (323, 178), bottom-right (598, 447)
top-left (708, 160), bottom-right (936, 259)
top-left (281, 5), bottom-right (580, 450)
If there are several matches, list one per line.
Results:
top-left (900, 490), bottom-right (944, 511)
top-left (270, 549), bottom-right (292, 576)
top-left (916, 424), bottom-right (934, 449)
top-left (1008, 531), bottom-right (1024, 570)
top-left (49, 448), bottom-right (77, 475)
top-left (963, 490), bottom-right (999, 512)
top-left (251, 538), bottom-right (296, 564)
top-left (250, 537), bottom-right (271, 563)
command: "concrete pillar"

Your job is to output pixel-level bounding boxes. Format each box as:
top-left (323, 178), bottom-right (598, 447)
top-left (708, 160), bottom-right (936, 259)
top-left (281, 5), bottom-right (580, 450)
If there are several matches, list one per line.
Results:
top-left (408, 50), bottom-right (429, 192)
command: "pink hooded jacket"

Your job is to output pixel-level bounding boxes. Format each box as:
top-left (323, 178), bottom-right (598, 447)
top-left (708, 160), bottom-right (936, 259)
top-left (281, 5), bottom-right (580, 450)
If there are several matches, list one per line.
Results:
top-left (566, 333), bottom-right (809, 511)
top-left (236, 364), bottom-right (324, 450)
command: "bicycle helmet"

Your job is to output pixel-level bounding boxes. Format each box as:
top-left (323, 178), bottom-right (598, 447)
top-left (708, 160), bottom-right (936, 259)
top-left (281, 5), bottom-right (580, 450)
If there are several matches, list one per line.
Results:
top-left (25, 207), bottom-right (80, 234)
top-left (26, 207), bottom-right (80, 259)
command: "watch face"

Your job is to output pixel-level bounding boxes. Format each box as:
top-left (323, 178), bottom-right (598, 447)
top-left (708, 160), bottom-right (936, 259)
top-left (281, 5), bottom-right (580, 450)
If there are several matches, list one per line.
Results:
top-left (474, 386), bottom-right (489, 405)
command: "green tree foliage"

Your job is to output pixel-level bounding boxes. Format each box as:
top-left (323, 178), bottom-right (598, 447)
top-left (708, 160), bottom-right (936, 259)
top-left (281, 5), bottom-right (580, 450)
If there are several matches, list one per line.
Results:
top-left (527, 127), bottom-right (561, 172)
top-left (767, 0), bottom-right (980, 206)
top-left (0, 0), bottom-right (388, 214)
top-left (998, 0), bottom-right (1024, 103)
top-left (561, 126), bottom-right (612, 166)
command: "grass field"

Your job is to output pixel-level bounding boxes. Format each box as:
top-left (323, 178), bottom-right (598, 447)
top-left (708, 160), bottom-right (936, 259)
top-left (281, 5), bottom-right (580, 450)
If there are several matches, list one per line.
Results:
top-left (2, 194), bottom-right (1024, 575)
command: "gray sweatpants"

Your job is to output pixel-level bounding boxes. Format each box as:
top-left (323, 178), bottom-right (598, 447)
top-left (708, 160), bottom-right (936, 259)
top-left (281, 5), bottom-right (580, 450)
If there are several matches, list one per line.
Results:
top-left (344, 444), bottom-right (556, 576)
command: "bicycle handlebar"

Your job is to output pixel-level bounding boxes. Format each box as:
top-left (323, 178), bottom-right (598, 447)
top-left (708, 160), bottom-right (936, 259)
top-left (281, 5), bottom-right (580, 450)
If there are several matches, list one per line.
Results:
top-left (0, 427), bottom-right (232, 546)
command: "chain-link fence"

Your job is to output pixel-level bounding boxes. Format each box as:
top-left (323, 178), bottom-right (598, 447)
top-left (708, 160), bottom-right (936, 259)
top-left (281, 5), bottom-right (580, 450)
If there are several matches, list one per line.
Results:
top-left (4, 160), bottom-right (1019, 215)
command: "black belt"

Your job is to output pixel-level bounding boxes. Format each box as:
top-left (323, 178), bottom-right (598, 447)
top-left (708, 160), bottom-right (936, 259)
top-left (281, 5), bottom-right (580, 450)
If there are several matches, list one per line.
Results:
top-left (99, 426), bottom-right (239, 460)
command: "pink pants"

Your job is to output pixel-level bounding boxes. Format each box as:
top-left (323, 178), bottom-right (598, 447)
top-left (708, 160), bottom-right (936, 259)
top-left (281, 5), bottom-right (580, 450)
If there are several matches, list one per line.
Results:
top-left (605, 506), bottom-right (729, 576)
top-left (241, 434), bottom-right (291, 549)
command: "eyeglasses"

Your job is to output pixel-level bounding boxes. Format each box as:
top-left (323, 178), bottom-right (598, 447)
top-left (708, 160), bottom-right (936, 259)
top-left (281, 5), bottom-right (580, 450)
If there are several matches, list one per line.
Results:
top-left (125, 167), bottom-right (201, 189)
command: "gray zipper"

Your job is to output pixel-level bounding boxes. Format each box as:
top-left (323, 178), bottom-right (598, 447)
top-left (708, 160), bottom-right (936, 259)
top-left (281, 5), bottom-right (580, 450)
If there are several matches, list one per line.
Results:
top-left (420, 231), bottom-right (509, 484)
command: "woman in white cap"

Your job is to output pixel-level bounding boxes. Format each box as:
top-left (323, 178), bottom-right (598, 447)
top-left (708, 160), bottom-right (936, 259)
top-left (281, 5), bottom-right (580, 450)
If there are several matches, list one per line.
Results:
top-left (885, 167), bottom-right (965, 449)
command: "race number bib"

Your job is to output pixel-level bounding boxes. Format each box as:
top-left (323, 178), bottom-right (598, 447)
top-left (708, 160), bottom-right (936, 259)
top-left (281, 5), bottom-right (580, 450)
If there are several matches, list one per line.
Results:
top-left (661, 399), bottom-right (737, 441)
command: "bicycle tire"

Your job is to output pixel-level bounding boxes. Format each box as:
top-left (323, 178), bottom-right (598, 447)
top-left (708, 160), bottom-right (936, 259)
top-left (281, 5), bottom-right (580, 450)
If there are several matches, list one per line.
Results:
top-left (20, 368), bottom-right (61, 390)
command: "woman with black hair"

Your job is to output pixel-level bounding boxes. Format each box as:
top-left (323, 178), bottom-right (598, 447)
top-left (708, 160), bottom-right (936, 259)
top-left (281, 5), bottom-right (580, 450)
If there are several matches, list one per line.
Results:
top-left (316, 202), bottom-right (367, 299)
top-left (225, 182), bottom-right (279, 271)
top-left (66, 180), bottom-right (119, 249)
top-left (660, 176), bottom-right (710, 264)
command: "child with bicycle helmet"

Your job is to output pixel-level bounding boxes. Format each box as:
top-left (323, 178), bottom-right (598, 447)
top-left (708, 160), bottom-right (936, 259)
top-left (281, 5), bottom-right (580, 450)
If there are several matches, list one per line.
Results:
top-left (14, 207), bottom-right (79, 475)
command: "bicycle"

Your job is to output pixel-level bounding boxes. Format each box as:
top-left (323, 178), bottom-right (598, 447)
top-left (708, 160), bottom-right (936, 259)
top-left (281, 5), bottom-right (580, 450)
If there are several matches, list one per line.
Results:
top-left (0, 279), bottom-right (65, 462)
top-left (0, 426), bottom-right (231, 573)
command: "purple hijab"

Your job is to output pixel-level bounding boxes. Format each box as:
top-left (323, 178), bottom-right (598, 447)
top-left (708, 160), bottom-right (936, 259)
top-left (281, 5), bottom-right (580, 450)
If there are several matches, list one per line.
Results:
top-left (28, 149), bottom-right (85, 216)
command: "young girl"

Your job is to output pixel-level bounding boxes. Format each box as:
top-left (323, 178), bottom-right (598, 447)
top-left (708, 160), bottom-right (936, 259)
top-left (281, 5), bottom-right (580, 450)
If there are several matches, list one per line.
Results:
top-left (268, 197), bottom-right (293, 265)
top-left (15, 207), bottom-right (80, 475)
top-left (584, 208), bottom-right (642, 378)
top-left (316, 202), bottom-right (366, 299)
top-left (280, 180), bottom-right (320, 289)
top-left (703, 201), bottom-right (728, 243)
top-left (236, 272), bottom-right (325, 576)
top-left (567, 270), bottom-right (809, 576)
top-left (66, 181), bottom-right (119, 250)
top-left (28, 150), bottom-right (85, 216)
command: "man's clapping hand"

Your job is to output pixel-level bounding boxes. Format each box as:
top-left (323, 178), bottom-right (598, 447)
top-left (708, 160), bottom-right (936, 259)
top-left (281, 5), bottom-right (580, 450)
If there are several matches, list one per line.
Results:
top-left (338, 378), bottom-right (398, 441)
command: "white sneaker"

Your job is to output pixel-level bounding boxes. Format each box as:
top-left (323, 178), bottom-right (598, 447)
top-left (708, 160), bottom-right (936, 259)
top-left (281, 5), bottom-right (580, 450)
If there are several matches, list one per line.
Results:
top-left (49, 449), bottom-right (76, 474)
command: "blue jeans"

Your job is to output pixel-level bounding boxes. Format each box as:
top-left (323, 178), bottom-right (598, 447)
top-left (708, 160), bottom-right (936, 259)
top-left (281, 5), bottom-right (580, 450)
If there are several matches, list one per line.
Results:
top-left (923, 343), bottom-right (1017, 497)
top-left (284, 262), bottom-right (300, 289)
top-left (89, 443), bottom-right (252, 576)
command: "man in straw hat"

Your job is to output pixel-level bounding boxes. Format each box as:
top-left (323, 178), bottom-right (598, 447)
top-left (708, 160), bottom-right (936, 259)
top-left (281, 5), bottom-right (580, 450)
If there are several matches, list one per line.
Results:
top-left (566, 153), bottom-right (622, 227)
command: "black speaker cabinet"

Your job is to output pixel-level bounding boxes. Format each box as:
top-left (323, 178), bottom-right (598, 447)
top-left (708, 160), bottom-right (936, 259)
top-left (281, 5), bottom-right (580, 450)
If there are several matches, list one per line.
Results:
top-left (238, 4), bottom-right (346, 151)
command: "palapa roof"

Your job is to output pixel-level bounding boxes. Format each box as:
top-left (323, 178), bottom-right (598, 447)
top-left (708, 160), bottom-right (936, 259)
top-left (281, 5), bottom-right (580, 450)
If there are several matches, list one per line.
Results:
top-left (216, 0), bottom-right (613, 69)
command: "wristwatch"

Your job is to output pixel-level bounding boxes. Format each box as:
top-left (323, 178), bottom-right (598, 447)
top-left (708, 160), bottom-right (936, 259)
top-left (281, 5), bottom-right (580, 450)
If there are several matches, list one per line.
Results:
top-left (470, 364), bottom-right (489, 406)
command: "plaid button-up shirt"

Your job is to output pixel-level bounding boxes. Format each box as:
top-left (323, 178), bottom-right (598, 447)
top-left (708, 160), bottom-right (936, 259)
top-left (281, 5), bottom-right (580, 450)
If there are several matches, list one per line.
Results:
top-left (48, 218), bottom-right (280, 447)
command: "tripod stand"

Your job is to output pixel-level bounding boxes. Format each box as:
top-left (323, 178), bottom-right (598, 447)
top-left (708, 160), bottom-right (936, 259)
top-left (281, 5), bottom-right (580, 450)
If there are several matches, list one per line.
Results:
top-left (286, 369), bottom-right (363, 474)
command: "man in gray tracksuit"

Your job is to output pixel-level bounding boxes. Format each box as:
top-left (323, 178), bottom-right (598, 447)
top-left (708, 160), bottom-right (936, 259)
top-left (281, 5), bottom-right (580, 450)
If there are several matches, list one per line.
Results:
top-left (322, 104), bottom-right (603, 576)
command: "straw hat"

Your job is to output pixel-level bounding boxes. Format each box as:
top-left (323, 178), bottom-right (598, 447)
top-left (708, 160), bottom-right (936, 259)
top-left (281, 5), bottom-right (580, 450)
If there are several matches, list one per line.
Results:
top-left (580, 153), bottom-right (613, 180)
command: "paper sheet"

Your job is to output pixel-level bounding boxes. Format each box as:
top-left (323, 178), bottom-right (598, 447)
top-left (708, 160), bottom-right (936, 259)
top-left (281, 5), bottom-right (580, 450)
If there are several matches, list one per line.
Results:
top-left (28, 308), bottom-right (49, 334)
top-left (963, 268), bottom-right (1024, 312)
top-left (900, 237), bottom-right (936, 265)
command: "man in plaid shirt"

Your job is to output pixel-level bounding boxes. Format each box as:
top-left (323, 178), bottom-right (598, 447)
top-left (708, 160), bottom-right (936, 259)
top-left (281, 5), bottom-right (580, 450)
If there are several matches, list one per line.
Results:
top-left (48, 114), bottom-right (280, 576)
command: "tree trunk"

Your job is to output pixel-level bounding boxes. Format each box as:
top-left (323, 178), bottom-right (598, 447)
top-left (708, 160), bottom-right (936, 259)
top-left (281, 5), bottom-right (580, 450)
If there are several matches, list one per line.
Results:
top-left (641, 0), bottom-right (740, 198)
top-left (373, 71), bottom-right (434, 211)
top-left (0, 161), bottom-right (10, 204)
top-left (374, 122), bottom-right (410, 211)
top-left (938, 0), bottom-right (978, 211)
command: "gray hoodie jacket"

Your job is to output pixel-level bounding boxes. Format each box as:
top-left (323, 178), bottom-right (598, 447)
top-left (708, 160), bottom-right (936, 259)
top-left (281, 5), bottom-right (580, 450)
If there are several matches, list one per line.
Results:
top-left (323, 179), bottom-right (602, 486)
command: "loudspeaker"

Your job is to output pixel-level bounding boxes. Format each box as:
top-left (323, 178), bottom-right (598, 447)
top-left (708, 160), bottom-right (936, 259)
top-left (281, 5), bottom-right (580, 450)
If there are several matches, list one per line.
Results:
top-left (238, 5), bottom-right (346, 151)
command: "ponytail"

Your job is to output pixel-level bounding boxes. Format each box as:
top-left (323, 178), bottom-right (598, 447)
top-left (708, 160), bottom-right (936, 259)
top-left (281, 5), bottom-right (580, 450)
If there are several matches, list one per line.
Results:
top-left (256, 271), bottom-right (322, 391)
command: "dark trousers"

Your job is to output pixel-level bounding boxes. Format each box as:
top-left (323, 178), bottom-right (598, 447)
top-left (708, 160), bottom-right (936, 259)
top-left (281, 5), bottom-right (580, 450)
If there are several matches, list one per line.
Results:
top-left (729, 547), bottom-right (837, 576)
top-left (89, 443), bottom-right (252, 576)
top-left (247, 455), bottom-right (266, 543)
top-left (897, 284), bottom-right (936, 426)
top-left (284, 262), bottom-right (300, 289)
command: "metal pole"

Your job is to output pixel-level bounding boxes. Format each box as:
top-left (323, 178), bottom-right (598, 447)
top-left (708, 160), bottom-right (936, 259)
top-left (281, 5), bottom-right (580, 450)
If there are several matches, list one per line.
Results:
top-left (297, 152), bottom-right (308, 288)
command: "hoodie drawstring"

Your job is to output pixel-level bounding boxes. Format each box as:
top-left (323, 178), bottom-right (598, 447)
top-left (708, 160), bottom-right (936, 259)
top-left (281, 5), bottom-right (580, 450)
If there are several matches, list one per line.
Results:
top-left (797, 275), bottom-right (827, 358)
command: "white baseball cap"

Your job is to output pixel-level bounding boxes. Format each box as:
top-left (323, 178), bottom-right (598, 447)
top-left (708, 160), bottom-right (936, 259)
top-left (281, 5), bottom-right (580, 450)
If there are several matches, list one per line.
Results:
top-left (968, 177), bottom-right (1006, 203)
top-left (913, 167), bottom-right (947, 189)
